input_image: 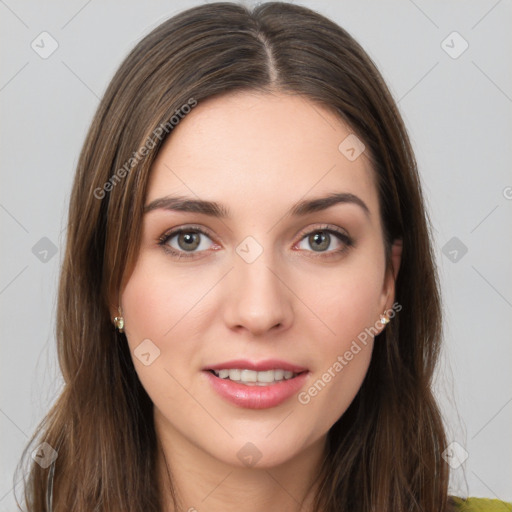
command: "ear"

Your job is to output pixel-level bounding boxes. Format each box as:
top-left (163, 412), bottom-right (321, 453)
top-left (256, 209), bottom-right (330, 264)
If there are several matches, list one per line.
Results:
top-left (109, 303), bottom-right (119, 322)
top-left (380, 238), bottom-right (403, 311)
top-left (108, 289), bottom-right (123, 323)
top-left (390, 238), bottom-right (402, 281)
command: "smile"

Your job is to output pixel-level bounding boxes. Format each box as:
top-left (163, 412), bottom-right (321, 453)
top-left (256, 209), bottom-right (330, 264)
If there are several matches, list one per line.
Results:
top-left (209, 368), bottom-right (301, 385)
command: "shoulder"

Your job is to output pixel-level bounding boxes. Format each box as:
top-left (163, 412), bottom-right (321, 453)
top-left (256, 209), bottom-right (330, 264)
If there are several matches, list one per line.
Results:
top-left (449, 496), bottom-right (512, 511)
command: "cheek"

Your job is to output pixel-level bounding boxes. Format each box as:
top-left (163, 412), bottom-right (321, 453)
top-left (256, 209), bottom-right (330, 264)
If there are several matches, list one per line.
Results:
top-left (303, 249), bottom-right (386, 344)
top-left (120, 256), bottom-right (210, 420)
top-left (120, 255), bottom-right (206, 385)
top-left (121, 254), bottom-right (203, 344)
top-left (294, 256), bottom-right (384, 431)
top-left (297, 294), bottom-right (377, 440)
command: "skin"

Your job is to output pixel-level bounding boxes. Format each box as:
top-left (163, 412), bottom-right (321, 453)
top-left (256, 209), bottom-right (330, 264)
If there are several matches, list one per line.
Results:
top-left (114, 91), bottom-right (402, 511)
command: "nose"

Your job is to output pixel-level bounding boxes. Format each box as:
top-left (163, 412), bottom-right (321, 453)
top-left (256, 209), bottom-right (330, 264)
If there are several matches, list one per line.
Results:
top-left (222, 245), bottom-right (294, 337)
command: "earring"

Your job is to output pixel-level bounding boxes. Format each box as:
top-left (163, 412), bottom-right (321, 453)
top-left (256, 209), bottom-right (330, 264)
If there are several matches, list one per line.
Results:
top-left (114, 307), bottom-right (125, 333)
top-left (379, 313), bottom-right (390, 325)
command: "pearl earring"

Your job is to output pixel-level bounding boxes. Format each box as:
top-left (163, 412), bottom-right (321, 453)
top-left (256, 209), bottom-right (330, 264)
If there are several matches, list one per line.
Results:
top-left (379, 313), bottom-right (390, 325)
top-left (114, 307), bottom-right (125, 333)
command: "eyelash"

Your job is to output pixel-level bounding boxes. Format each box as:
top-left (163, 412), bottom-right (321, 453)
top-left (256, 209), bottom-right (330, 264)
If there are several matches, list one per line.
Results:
top-left (157, 224), bottom-right (354, 260)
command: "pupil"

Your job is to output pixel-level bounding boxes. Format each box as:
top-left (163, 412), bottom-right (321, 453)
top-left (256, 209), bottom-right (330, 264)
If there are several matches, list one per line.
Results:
top-left (311, 231), bottom-right (329, 251)
top-left (180, 232), bottom-right (199, 251)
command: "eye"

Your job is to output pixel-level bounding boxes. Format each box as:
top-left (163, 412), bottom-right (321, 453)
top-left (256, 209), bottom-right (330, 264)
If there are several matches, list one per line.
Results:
top-left (295, 225), bottom-right (354, 258)
top-left (158, 225), bottom-right (217, 259)
top-left (157, 224), bottom-right (354, 260)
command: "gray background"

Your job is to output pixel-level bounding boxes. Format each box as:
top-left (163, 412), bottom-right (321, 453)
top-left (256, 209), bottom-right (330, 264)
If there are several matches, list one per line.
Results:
top-left (1, 0), bottom-right (511, 508)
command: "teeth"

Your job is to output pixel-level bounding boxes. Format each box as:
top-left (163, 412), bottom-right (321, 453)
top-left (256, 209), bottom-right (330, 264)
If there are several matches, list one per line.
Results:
top-left (240, 369), bottom-right (257, 382)
top-left (255, 370), bottom-right (274, 383)
top-left (211, 368), bottom-right (300, 385)
top-left (227, 369), bottom-right (241, 381)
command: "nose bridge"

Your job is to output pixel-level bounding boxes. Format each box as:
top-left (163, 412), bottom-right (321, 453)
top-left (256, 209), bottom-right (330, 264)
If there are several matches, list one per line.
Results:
top-left (224, 234), bottom-right (292, 334)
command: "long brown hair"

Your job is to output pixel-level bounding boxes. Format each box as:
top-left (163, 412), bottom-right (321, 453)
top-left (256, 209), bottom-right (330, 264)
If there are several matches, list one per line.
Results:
top-left (16, 2), bottom-right (454, 510)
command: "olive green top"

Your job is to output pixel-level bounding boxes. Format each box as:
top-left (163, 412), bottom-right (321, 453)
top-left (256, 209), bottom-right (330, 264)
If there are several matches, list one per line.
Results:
top-left (452, 497), bottom-right (512, 511)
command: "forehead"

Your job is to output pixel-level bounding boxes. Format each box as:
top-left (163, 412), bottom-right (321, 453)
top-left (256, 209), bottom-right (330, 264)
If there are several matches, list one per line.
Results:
top-left (146, 91), bottom-right (378, 215)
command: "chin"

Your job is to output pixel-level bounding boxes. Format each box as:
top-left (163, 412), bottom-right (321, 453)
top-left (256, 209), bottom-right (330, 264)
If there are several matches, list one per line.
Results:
top-left (206, 430), bottom-right (317, 470)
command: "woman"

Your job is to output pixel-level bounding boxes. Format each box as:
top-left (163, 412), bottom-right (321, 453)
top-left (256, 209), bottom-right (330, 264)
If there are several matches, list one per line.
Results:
top-left (16, 2), bottom-right (511, 511)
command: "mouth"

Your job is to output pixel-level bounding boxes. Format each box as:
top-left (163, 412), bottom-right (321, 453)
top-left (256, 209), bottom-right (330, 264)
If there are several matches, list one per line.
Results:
top-left (202, 359), bottom-right (310, 409)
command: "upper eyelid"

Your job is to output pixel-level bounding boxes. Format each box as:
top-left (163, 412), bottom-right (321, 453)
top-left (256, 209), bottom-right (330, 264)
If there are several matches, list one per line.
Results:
top-left (295, 223), bottom-right (350, 239)
top-left (160, 224), bottom-right (215, 239)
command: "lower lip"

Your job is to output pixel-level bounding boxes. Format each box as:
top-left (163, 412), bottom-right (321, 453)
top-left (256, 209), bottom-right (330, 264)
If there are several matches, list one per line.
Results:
top-left (204, 370), bottom-right (309, 409)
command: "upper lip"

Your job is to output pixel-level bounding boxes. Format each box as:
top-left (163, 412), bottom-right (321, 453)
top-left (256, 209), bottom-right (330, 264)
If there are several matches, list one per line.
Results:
top-left (204, 359), bottom-right (308, 373)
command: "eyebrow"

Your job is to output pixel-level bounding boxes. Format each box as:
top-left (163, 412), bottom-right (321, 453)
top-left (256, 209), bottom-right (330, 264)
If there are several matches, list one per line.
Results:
top-left (143, 192), bottom-right (370, 218)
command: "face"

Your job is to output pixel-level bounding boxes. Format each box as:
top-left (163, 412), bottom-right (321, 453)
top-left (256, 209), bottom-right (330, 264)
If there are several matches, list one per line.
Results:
top-left (116, 91), bottom-right (401, 469)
